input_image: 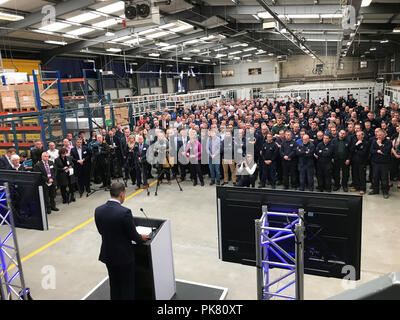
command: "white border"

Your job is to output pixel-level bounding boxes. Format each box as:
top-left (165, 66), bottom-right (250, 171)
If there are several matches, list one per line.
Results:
top-left (38, 186), bottom-right (48, 231)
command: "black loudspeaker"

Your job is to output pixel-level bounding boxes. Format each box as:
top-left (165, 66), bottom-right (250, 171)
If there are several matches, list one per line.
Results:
top-left (125, 4), bottom-right (137, 20)
top-left (137, 3), bottom-right (151, 18)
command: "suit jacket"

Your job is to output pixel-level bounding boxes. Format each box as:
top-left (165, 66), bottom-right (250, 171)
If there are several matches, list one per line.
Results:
top-left (0, 155), bottom-right (12, 170)
top-left (10, 164), bottom-right (25, 171)
top-left (94, 201), bottom-right (144, 266)
top-left (120, 136), bottom-right (128, 158)
top-left (135, 142), bottom-right (149, 162)
top-left (70, 146), bottom-right (91, 171)
top-left (33, 160), bottom-right (57, 186)
top-left (55, 156), bottom-right (76, 187)
top-left (31, 148), bottom-right (44, 166)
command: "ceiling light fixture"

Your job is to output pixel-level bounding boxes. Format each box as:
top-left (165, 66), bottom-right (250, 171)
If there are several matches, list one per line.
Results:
top-left (44, 40), bottom-right (67, 46)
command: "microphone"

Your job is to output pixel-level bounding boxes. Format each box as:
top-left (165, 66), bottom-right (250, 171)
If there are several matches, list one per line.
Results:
top-left (140, 208), bottom-right (155, 230)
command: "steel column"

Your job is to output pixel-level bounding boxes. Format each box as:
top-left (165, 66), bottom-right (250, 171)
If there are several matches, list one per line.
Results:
top-left (32, 70), bottom-right (48, 149)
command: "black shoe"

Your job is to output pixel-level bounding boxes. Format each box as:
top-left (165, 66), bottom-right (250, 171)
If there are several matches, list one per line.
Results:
top-left (193, 181), bottom-right (198, 186)
top-left (258, 184), bottom-right (265, 188)
top-left (221, 182), bottom-right (227, 186)
top-left (216, 181), bottom-right (220, 186)
top-left (383, 193), bottom-right (389, 199)
top-left (70, 195), bottom-right (76, 202)
top-left (368, 191), bottom-right (378, 195)
top-left (201, 181), bottom-right (205, 186)
top-left (210, 181), bottom-right (215, 186)
top-left (317, 188), bottom-right (323, 192)
top-left (333, 186), bottom-right (340, 191)
top-left (343, 187), bottom-right (348, 192)
top-left (233, 182), bottom-right (237, 186)
top-left (271, 185), bottom-right (276, 189)
top-left (86, 193), bottom-right (90, 197)
top-left (62, 199), bottom-right (67, 204)
top-left (51, 207), bottom-right (59, 212)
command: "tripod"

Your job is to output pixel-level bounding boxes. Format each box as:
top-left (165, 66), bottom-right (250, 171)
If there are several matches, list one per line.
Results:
top-left (154, 155), bottom-right (183, 196)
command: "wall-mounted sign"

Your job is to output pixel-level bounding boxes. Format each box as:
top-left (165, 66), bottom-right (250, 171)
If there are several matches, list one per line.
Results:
top-left (221, 70), bottom-right (234, 78)
top-left (248, 67), bottom-right (262, 76)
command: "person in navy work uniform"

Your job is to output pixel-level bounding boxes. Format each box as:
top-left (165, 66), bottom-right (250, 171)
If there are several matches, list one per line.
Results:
top-left (94, 182), bottom-right (149, 300)
top-left (314, 134), bottom-right (335, 192)
top-left (350, 131), bottom-right (369, 195)
top-left (280, 130), bottom-right (298, 190)
top-left (296, 134), bottom-right (315, 191)
top-left (369, 129), bottom-right (392, 199)
top-left (259, 133), bottom-right (279, 188)
top-left (331, 130), bottom-right (351, 192)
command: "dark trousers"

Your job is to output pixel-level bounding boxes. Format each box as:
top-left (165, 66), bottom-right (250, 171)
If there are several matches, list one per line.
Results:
top-left (261, 161), bottom-right (276, 186)
top-left (76, 167), bottom-right (91, 194)
top-left (276, 156), bottom-right (283, 182)
top-left (372, 162), bottom-right (390, 194)
top-left (190, 163), bottom-right (204, 183)
top-left (135, 162), bottom-right (148, 186)
top-left (60, 185), bottom-right (75, 202)
top-left (106, 262), bottom-right (135, 300)
top-left (124, 161), bottom-right (136, 184)
top-left (390, 156), bottom-right (400, 181)
top-left (42, 184), bottom-right (56, 213)
top-left (352, 162), bottom-right (367, 191)
top-left (282, 160), bottom-right (298, 189)
top-left (96, 158), bottom-right (111, 187)
top-left (237, 174), bottom-right (257, 187)
top-left (317, 162), bottom-right (332, 191)
top-left (179, 163), bottom-right (189, 180)
top-left (333, 159), bottom-right (349, 188)
top-left (299, 164), bottom-right (314, 191)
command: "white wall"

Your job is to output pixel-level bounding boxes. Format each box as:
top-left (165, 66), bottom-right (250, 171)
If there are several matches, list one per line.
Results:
top-left (214, 60), bottom-right (280, 87)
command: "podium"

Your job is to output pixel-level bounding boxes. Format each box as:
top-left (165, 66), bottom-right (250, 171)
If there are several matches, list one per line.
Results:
top-left (133, 217), bottom-right (176, 300)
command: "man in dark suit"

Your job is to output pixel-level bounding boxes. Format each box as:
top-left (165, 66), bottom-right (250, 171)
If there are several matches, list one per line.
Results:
top-left (33, 152), bottom-right (59, 214)
top-left (71, 138), bottom-right (91, 197)
top-left (94, 182), bottom-right (149, 300)
top-left (0, 148), bottom-right (16, 170)
top-left (135, 135), bottom-right (149, 190)
top-left (31, 140), bottom-right (44, 166)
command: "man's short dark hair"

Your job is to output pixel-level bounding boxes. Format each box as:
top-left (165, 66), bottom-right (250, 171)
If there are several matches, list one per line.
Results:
top-left (110, 182), bottom-right (126, 198)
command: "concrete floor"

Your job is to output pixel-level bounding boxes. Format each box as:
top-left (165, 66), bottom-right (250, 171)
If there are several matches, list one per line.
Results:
top-left (3, 177), bottom-right (400, 300)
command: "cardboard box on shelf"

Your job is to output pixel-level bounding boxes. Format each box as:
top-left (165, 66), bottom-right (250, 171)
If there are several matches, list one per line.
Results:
top-left (0, 91), bottom-right (17, 109)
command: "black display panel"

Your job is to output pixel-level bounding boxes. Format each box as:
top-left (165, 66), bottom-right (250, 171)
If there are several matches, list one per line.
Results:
top-left (216, 187), bottom-right (362, 280)
top-left (0, 170), bottom-right (48, 231)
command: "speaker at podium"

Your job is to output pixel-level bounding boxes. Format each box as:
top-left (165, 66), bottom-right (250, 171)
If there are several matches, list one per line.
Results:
top-left (133, 217), bottom-right (176, 300)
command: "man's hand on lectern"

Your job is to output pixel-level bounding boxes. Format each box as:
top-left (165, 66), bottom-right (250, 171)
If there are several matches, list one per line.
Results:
top-left (142, 234), bottom-right (149, 241)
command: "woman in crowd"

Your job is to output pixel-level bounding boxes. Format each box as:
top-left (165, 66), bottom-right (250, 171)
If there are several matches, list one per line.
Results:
top-left (124, 135), bottom-right (137, 187)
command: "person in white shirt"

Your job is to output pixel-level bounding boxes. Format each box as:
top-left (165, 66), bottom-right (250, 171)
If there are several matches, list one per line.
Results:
top-left (10, 154), bottom-right (24, 171)
top-left (47, 142), bottom-right (59, 162)
top-left (236, 153), bottom-right (258, 188)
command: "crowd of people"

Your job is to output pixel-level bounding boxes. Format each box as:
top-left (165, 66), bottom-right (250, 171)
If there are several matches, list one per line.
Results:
top-left (0, 93), bottom-right (399, 215)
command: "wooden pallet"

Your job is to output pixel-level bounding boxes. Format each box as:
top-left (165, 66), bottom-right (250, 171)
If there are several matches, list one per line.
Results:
top-left (20, 107), bottom-right (38, 112)
top-left (2, 108), bottom-right (18, 113)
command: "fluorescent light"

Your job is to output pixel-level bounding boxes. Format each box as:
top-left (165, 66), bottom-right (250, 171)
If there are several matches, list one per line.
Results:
top-left (114, 36), bottom-right (132, 42)
top-left (252, 14), bottom-right (261, 21)
top-left (191, 49), bottom-right (201, 53)
top-left (182, 57), bottom-right (192, 61)
top-left (0, 11), bottom-right (24, 21)
top-left (160, 23), bottom-right (177, 30)
top-left (257, 12), bottom-right (272, 19)
top-left (242, 54), bottom-right (252, 58)
top-left (105, 31), bottom-right (115, 37)
top-left (214, 47), bottom-right (227, 51)
top-left (97, 1), bottom-right (125, 14)
top-left (320, 14), bottom-right (343, 19)
top-left (63, 34), bottom-right (78, 39)
top-left (380, 40), bottom-right (389, 43)
top-left (149, 53), bottom-right (160, 57)
top-left (216, 54), bottom-right (227, 58)
top-left (279, 14), bottom-right (320, 19)
top-left (67, 27), bottom-right (95, 36)
top-left (67, 12), bottom-right (99, 23)
top-left (39, 22), bottom-right (69, 32)
top-left (138, 28), bottom-right (158, 35)
top-left (146, 31), bottom-right (172, 39)
top-left (161, 44), bottom-right (177, 51)
top-left (268, 53), bottom-right (274, 56)
top-left (242, 47), bottom-right (257, 52)
top-left (92, 19), bottom-right (119, 28)
top-left (234, 57), bottom-right (240, 60)
top-left (106, 48), bottom-right (122, 52)
top-left (393, 27), bottom-right (400, 33)
top-left (347, 41), bottom-right (352, 46)
top-left (156, 42), bottom-right (170, 47)
top-left (169, 25), bottom-right (193, 33)
top-left (124, 38), bottom-right (141, 45)
top-left (370, 47), bottom-right (376, 51)
top-left (33, 29), bottom-right (54, 35)
top-left (203, 59), bottom-right (211, 62)
top-left (44, 40), bottom-right (67, 46)
top-left (361, 0), bottom-right (372, 7)
top-left (230, 51), bottom-right (242, 55)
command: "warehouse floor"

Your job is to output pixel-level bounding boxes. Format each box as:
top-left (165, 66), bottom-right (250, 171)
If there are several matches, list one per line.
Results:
top-left (5, 178), bottom-right (400, 300)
